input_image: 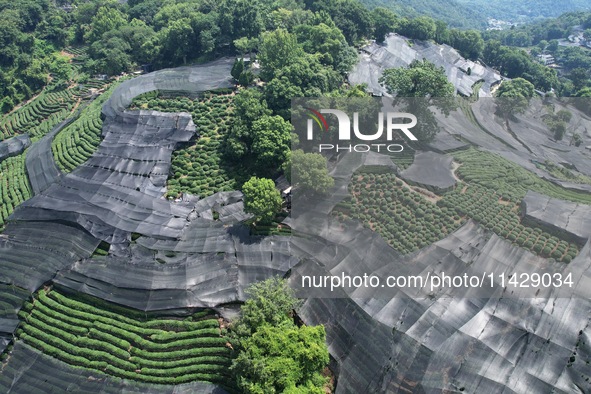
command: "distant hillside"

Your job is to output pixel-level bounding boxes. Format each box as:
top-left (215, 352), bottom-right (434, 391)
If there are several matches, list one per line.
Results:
top-left (360, 0), bottom-right (488, 29)
top-left (455, 0), bottom-right (591, 23)
top-left (360, 0), bottom-right (591, 29)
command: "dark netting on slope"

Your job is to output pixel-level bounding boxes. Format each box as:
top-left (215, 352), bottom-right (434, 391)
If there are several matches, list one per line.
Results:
top-left (102, 58), bottom-right (235, 118)
top-left (13, 175), bottom-right (193, 240)
top-left (189, 191), bottom-right (252, 223)
top-left (289, 141), bottom-right (591, 299)
top-left (13, 111), bottom-right (196, 240)
top-left (0, 221), bottom-right (100, 291)
top-left (469, 98), bottom-right (591, 180)
top-left (54, 228), bottom-right (296, 310)
top-left (349, 34), bottom-right (501, 97)
top-left (399, 151), bottom-right (456, 191)
top-left (426, 131), bottom-right (470, 153)
top-left (285, 127), bottom-right (591, 393)
top-left (0, 135), bottom-right (31, 162)
top-left (12, 59), bottom-right (234, 243)
top-left (0, 342), bottom-right (229, 394)
top-left (522, 190), bottom-right (591, 243)
top-left (25, 118), bottom-right (74, 195)
top-left (290, 232), bottom-right (591, 392)
top-left (0, 285), bottom-right (29, 353)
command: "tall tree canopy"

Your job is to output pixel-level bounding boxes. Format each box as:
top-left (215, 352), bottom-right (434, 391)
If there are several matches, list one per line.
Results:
top-left (379, 59), bottom-right (455, 98)
top-left (230, 277), bottom-right (329, 394)
top-left (242, 177), bottom-right (283, 224)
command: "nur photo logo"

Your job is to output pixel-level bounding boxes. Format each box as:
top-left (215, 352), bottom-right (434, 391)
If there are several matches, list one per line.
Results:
top-left (303, 106), bottom-right (419, 153)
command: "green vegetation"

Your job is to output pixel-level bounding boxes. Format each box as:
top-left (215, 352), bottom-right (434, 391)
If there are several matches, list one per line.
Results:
top-left (453, 149), bottom-right (591, 204)
top-left (242, 177), bottom-right (283, 225)
top-left (360, 0), bottom-right (487, 29)
top-left (542, 108), bottom-right (572, 141)
top-left (361, 0), bottom-right (589, 31)
top-left (495, 78), bottom-right (536, 118)
top-left (334, 172), bottom-right (464, 254)
top-left (0, 48), bottom-right (112, 233)
top-left (534, 160), bottom-right (591, 185)
top-left (230, 277), bottom-right (330, 393)
top-left (0, 155), bottom-right (32, 230)
top-left (284, 150), bottom-right (334, 196)
top-left (334, 149), bottom-right (585, 261)
top-left (52, 82), bottom-right (118, 172)
top-left (17, 288), bottom-right (235, 387)
top-left (249, 211), bottom-right (292, 237)
top-left (439, 184), bottom-right (578, 262)
top-left (380, 59), bottom-right (455, 98)
top-left (484, 11), bottom-right (591, 46)
top-left (130, 90), bottom-right (245, 198)
top-left (0, 1), bottom-right (69, 113)
top-left (443, 148), bottom-right (588, 261)
top-left (379, 59), bottom-right (455, 141)
top-left (0, 88), bottom-right (76, 142)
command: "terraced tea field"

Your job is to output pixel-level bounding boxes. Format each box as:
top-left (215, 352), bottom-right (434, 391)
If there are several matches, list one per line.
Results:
top-left (52, 83), bottom-right (119, 172)
top-left (336, 151), bottom-right (583, 261)
top-left (0, 89), bottom-right (76, 142)
top-left (130, 91), bottom-right (246, 198)
top-left (334, 172), bottom-right (465, 254)
top-left (18, 289), bottom-right (235, 388)
top-left (0, 155), bottom-right (31, 228)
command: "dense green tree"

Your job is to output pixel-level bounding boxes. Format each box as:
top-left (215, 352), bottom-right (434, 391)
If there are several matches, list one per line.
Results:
top-left (482, 41), bottom-right (557, 91)
top-left (496, 78), bottom-right (535, 98)
top-left (379, 60), bottom-right (455, 142)
top-left (309, 0), bottom-right (372, 44)
top-left (0, 2), bottom-right (68, 111)
top-left (85, 6), bottom-right (128, 43)
top-left (152, 2), bottom-right (199, 30)
top-left (37, 13), bottom-right (68, 46)
top-left (128, 0), bottom-right (164, 25)
top-left (157, 19), bottom-right (194, 65)
top-left (537, 40), bottom-right (548, 50)
top-left (571, 133), bottom-right (583, 147)
top-left (230, 277), bottom-right (328, 394)
top-left (232, 322), bottom-right (328, 394)
top-left (550, 121), bottom-right (566, 140)
top-left (371, 7), bottom-right (398, 43)
top-left (399, 16), bottom-right (436, 41)
top-left (89, 36), bottom-right (133, 75)
top-left (234, 89), bottom-right (273, 127)
top-left (264, 76), bottom-right (305, 119)
top-left (284, 150), bottom-right (334, 195)
top-left (559, 47), bottom-right (591, 70)
top-left (231, 0), bottom-right (264, 39)
top-left (251, 115), bottom-right (293, 173)
top-left (295, 21), bottom-right (354, 71)
top-left (232, 58), bottom-right (245, 81)
top-left (379, 59), bottom-right (455, 98)
top-left (258, 29), bottom-right (304, 80)
top-left (434, 20), bottom-right (450, 44)
top-left (232, 277), bottom-right (301, 337)
top-left (547, 39), bottom-right (560, 53)
top-left (224, 89), bottom-right (272, 162)
top-left (495, 78), bottom-right (535, 119)
top-left (448, 29), bottom-right (484, 60)
top-left (234, 37), bottom-right (259, 56)
top-left (242, 177), bottom-right (283, 224)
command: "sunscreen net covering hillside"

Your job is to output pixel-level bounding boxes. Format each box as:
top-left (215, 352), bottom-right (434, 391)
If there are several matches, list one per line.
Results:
top-left (0, 342), bottom-right (228, 394)
top-left (349, 33), bottom-right (502, 97)
top-left (1, 57), bottom-right (591, 394)
top-left (0, 135), bottom-right (31, 162)
top-left (289, 96), bottom-right (591, 393)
